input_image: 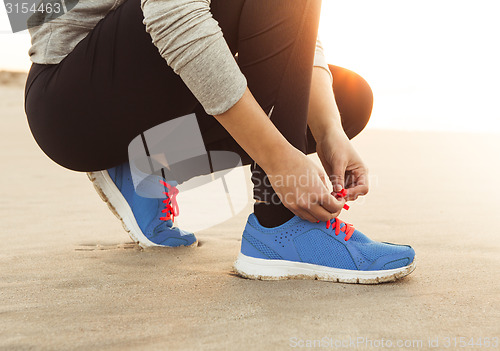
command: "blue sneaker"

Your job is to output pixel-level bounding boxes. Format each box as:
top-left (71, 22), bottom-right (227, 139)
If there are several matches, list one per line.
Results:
top-left (233, 214), bottom-right (415, 284)
top-left (87, 162), bottom-right (198, 248)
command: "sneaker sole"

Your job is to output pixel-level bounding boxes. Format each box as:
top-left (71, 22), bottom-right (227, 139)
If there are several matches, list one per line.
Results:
top-left (233, 253), bottom-right (416, 284)
top-left (87, 171), bottom-right (198, 249)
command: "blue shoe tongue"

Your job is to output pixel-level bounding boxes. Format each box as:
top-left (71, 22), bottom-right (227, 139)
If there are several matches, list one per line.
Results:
top-left (135, 175), bottom-right (166, 198)
top-left (128, 161), bottom-right (177, 198)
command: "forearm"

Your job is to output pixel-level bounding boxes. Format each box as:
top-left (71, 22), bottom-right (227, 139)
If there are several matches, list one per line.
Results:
top-left (307, 67), bottom-right (344, 142)
top-left (214, 88), bottom-right (299, 173)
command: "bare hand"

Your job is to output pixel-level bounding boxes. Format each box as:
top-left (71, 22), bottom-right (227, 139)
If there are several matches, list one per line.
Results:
top-left (316, 129), bottom-right (369, 201)
top-left (265, 149), bottom-right (346, 223)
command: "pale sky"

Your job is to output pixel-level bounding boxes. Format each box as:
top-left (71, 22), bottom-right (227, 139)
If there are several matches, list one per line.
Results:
top-left (1, 0), bottom-right (499, 133)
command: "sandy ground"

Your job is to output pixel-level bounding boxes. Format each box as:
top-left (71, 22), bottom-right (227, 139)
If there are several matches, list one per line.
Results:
top-left (0, 79), bottom-right (499, 350)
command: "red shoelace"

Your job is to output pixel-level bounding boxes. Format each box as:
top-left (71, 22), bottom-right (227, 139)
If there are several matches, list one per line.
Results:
top-left (159, 180), bottom-right (179, 221)
top-left (335, 188), bottom-right (350, 210)
top-left (327, 188), bottom-right (354, 240)
top-left (326, 218), bottom-right (355, 241)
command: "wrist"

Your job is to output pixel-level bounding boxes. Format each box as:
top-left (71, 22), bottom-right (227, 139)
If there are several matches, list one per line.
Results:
top-left (259, 142), bottom-right (302, 174)
top-left (309, 119), bottom-right (345, 143)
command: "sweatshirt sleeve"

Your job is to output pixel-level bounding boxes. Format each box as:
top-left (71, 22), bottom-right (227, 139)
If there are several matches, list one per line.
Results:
top-left (314, 38), bottom-right (333, 83)
top-left (141, 0), bottom-right (247, 116)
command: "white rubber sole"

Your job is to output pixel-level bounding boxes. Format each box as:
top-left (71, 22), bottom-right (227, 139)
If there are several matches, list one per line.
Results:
top-left (233, 253), bottom-right (416, 284)
top-left (87, 171), bottom-right (198, 249)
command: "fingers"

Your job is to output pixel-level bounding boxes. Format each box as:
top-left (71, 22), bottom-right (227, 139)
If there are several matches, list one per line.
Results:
top-left (293, 209), bottom-right (318, 223)
top-left (318, 172), bottom-right (330, 190)
top-left (286, 203), bottom-right (320, 223)
top-left (286, 191), bottom-right (344, 223)
top-left (292, 204), bottom-right (340, 223)
top-left (345, 184), bottom-right (369, 200)
top-left (331, 158), bottom-right (347, 193)
top-left (345, 172), bottom-right (369, 201)
top-left (307, 203), bottom-right (338, 222)
top-left (320, 191), bottom-right (345, 216)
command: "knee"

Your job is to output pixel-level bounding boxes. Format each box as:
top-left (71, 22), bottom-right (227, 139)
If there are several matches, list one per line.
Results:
top-left (328, 64), bottom-right (373, 140)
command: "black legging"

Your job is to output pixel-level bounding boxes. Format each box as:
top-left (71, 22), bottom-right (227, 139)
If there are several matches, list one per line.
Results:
top-left (25, 0), bottom-right (372, 227)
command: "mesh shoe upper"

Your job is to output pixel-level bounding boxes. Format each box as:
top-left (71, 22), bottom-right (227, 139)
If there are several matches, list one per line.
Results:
top-left (241, 214), bottom-right (415, 271)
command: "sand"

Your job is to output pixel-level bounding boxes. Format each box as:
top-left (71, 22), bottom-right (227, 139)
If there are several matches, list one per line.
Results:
top-left (0, 76), bottom-right (499, 350)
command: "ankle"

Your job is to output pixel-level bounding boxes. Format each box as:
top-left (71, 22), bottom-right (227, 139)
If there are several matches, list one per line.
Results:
top-left (254, 203), bottom-right (294, 228)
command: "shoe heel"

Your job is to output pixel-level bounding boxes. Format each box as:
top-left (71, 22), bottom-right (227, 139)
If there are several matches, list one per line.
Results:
top-left (87, 172), bottom-right (123, 221)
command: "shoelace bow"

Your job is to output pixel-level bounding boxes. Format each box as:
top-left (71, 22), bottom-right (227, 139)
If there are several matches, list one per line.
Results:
top-left (159, 180), bottom-right (179, 221)
top-left (335, 188), bottom-right (350, 210)
top-left (322, 188), bottom-right (353, 241)
top-left (326, 218), bottom-right (355, 241)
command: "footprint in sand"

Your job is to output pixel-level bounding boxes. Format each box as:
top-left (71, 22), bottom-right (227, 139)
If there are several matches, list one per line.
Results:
top-left (75, 242), bottom-right (139, 251)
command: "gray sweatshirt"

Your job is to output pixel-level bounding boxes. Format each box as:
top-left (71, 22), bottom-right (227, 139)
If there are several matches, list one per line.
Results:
top-left (28, 0), bottom-right (331, 115)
